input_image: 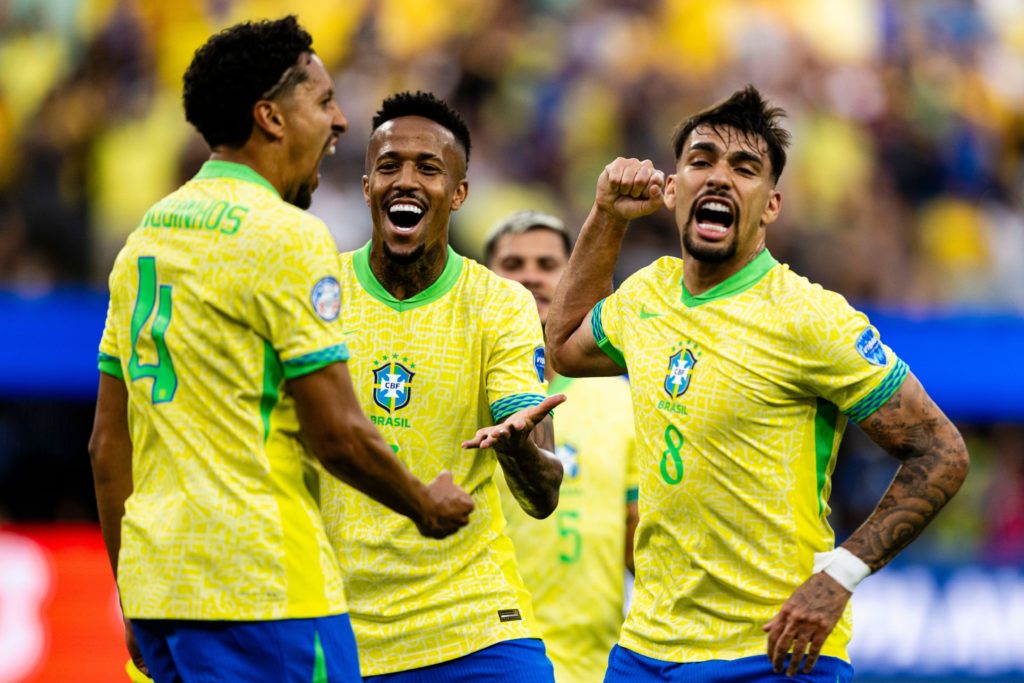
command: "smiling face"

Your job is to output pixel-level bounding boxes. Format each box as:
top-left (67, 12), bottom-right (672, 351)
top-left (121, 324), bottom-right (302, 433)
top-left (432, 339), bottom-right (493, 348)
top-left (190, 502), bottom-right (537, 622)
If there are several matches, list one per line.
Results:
top-left (362, 116), bottom-right (468, 265)
top-left (665, 124), bottom-right (781, 266)
top-left (276, 53), bottom-right (347, 209)
top-left (488, 228), bottom-right (568, 325)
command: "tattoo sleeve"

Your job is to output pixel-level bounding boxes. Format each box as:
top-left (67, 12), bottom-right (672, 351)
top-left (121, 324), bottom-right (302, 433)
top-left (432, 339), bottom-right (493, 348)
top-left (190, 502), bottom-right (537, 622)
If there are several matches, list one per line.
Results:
top-left (842, 372), bottom-right (970, 572)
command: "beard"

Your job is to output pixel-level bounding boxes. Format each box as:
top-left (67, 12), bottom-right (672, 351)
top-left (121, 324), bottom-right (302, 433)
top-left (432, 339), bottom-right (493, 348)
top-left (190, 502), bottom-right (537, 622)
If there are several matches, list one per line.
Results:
top-left (682, 228), bottom-right (736, 263)
top-left (682, 202), bottom-right (738, 263)
top-left (285, 180), bottom-right (315, 210)
top-left (382, 240), bottom-right (426, 265)
top-left (294, 186), bottom-right (313, 210)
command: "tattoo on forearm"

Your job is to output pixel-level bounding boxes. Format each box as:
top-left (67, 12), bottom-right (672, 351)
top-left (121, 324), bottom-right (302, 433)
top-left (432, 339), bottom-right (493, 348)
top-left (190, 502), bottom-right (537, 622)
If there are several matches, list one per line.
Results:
top-left (845, 376), bottom-right (969, 571)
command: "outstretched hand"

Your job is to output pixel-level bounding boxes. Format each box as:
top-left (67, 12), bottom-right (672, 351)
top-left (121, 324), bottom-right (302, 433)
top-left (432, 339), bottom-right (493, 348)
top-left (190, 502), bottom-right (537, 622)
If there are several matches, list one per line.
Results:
top-left (596, 157), bottom-right (666, 221)
top-left (762, 571), bottom-right (851, 676)
top-left (462, 394), bottom-right (566, 453)
top-left (415, 470), bottom-right (475, 539)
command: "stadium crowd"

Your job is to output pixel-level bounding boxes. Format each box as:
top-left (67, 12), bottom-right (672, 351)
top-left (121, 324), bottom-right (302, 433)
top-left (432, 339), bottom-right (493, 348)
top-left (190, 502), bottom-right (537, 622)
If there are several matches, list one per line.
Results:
top-left (1, 0), bottom-right (1022, 563)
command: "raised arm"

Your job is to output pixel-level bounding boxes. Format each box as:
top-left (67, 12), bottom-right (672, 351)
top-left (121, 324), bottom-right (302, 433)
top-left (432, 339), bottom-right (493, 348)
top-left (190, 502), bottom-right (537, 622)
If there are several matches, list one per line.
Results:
top-left (290, 361), bottom-right (474, 538)
top-left (546, 158), bottom-right (665, 377)
top-left (765, 372), bottom-right (969, 676)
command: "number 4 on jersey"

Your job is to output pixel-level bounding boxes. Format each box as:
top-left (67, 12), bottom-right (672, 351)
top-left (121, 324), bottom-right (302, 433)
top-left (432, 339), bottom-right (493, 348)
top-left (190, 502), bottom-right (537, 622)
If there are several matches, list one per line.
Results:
top-left (128, 256), bottom-right (177, 404)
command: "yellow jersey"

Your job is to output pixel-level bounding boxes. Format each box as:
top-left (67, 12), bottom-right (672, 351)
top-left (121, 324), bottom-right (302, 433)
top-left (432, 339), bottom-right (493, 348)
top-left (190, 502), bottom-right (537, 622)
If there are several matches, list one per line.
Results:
top-left (98, 160), bottom-right (348, 620)
top-left (497, 374), bottom-right (637, 683)
top-left (592, 250), bottom-right (908, 663)
top-left (319, 244), bottom-right (548, 675)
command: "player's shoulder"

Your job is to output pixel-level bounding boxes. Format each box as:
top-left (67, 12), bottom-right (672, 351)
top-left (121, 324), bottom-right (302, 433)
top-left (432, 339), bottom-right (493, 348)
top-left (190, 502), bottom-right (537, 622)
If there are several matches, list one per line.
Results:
top-left (765, 260), bottom-right (864, 328)
top-left (106, 238), bottom-right (136, 288)
top-left (338, 247), bottom-right (356, 269)
top-left (460, 254), bottom-right (536, 306)
top-left (625, 255), bottom-right (683, 287)
top-left (250, 199), bottom-right (329, 247)
top-left (335, 247), bottom-right (365, 298)
top-left (615, 255), bottom-right (683, 299)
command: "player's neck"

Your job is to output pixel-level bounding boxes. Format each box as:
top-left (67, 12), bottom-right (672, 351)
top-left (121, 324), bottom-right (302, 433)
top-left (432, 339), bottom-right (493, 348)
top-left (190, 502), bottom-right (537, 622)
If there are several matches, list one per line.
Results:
top-left (369, 242), bottom-right (449, 301)
top-left (682, 241), bottom-right (765, 296)
top-left (209, 147), bottom-right (285, 198)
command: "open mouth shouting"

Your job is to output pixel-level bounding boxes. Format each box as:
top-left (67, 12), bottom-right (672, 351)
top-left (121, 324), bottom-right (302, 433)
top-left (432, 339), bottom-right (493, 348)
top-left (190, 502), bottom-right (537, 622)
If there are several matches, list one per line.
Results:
top-left (693, 196), bottom-right (736, 241)
top-left (386, 198), bottom-right (426, 234)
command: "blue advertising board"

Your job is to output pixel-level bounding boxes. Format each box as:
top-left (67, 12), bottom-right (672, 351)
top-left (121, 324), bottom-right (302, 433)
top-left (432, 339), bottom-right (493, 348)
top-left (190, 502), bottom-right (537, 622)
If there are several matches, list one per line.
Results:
top-left (3, 289), bottom-right (1023, 420)
top-left (850, 564), bottom-right (1024, 681)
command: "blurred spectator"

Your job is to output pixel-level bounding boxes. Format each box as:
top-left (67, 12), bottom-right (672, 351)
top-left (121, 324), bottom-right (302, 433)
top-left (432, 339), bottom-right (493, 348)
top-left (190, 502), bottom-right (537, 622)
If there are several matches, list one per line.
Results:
top-left (983, 425), bottom-right (1024, 563)
top-left (2, 0), bottom-right (1023, 563)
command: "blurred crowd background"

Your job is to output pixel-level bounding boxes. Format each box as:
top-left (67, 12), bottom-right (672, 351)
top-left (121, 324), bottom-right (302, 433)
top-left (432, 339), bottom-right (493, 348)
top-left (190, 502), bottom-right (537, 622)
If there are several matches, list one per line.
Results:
top-left (1, 0), bottom-right (1023, 565)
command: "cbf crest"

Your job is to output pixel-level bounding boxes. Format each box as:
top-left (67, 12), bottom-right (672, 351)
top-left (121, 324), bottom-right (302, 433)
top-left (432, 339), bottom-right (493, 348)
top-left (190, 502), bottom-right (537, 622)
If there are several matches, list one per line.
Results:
top-left (372, 354), bottom-right (417, 413)
top-left (664, 340), bottom-right (701, 400)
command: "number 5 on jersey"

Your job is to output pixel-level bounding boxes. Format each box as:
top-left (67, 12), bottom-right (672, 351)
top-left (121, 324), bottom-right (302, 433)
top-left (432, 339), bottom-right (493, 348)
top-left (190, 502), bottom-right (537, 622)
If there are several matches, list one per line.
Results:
top-left (128, 256), bottom-right (178, 403)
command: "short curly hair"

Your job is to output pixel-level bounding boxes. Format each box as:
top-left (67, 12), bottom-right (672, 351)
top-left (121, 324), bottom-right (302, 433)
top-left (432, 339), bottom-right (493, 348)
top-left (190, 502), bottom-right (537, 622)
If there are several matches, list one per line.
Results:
top-left (671, 85), bottom-right (791, 184)
top-left (183, 15), bottom-right (314, 149)
top-left (372, 91), bottom-right (471, 165)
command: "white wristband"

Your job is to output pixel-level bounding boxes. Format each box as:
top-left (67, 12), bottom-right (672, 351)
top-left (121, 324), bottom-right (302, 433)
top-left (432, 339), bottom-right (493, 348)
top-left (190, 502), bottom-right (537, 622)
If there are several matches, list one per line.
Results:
top-left (815, 547), bottom-right (871, 593)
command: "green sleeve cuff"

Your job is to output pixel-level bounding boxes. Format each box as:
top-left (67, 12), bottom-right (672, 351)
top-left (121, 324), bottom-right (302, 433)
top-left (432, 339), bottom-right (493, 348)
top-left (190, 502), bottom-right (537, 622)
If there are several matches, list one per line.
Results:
top-left (626, 487), bottom-right (639, 504)
top-left (490, 393), bottom-right (546, 424)
top-left (845, 358), bottom-right (909, 423)
top-left (591, 299), bottom-right (626, 369)
top-left (282, 343), bottom-right (349, 380)
top-left (98, 353), bottom-right (124, 379)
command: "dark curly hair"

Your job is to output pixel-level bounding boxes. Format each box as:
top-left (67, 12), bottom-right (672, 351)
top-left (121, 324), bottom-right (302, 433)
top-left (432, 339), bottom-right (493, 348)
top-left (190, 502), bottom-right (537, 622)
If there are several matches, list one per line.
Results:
top-left (671, 85), bottom-right (791, 184)
top-left (183, 16), bottom-right (314, 149)
top-left (372, 91), bottom-right (471, 165)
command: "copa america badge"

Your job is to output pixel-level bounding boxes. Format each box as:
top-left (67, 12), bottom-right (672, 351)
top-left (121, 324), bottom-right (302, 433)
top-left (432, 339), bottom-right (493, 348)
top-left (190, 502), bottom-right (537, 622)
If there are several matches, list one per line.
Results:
top-left (311, 276), bottom-right (341, 321)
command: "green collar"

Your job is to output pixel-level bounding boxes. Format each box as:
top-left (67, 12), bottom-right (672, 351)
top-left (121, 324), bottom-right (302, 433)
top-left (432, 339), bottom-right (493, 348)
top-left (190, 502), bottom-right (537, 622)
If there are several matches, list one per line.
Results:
top-left (194, 160), bottom-right (280, 197)
top-left (547, 374), bottom-right (574, 396)
top-left (352, 241), bottom-right (464, 312)
top-left (680, 248), bottom-right (777, 307)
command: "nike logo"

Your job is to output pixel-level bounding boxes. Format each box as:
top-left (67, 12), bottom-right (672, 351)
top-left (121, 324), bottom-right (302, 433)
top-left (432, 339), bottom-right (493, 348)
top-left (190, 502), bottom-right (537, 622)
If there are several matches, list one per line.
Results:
top-left (639, 305), bottom-right (663, 319)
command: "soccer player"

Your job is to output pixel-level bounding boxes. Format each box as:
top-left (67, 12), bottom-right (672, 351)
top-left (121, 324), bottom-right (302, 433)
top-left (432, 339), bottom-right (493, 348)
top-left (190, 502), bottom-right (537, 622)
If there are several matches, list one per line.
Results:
top-left (318, 91), bottom-right (565, 682)
top-left (89, 18), bottom-right (473, 683)
top-left (545, 86), bottom-right (970, 682)
top-left (484, 209), bottom-right (639, 683)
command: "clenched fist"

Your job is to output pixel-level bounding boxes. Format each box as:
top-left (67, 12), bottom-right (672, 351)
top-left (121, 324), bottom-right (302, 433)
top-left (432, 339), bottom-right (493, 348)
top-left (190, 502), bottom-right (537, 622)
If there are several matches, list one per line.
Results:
top-left (415, 471), bottom-right (475, 539)
top-left (596, 157), bottom-right (666, 221)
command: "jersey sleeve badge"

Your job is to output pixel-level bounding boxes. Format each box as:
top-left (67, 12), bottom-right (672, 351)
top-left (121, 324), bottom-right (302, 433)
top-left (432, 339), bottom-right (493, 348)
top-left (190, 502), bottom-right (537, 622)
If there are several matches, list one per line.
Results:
top-left (533, 346), bottom-right (546, 383)
top-left (855, 327), bottom-right (888, 366)
top-left (311, 276), bottom-right (341, 321)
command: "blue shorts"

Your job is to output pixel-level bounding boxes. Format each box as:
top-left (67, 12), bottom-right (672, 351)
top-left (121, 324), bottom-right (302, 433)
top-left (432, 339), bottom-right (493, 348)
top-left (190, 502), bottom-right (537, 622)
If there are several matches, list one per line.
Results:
top-left (604, 645), bottom-right (854, 683)
top-left (365, 638), bottom-right (554, 683)
top-left (132, 613), bottom-right (361, 682)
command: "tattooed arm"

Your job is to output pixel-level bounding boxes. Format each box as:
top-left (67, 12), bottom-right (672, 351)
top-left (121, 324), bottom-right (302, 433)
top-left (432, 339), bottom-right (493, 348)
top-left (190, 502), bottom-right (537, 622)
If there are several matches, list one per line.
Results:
top-left (840, 372), bottom-right (969, 569)
top-left (463, 394), bottom-right (566, 519)
top-left (765, 372), bottom-right (969, 676)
